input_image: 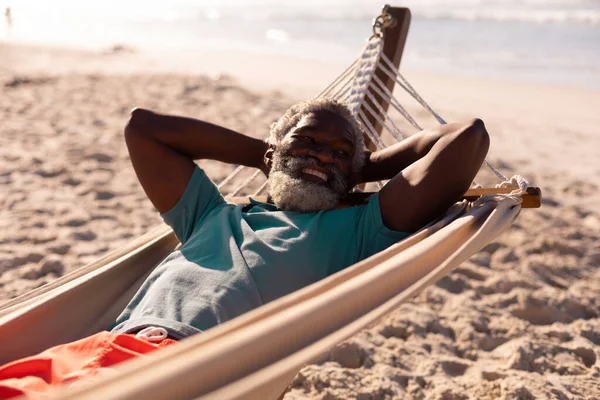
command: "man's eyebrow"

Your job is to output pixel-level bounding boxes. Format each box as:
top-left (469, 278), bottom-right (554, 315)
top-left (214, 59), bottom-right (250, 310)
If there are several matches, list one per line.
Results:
top-left (293, 125), bottom-right (316, 132)
top-left (294, 125), bottom-right (355, 148)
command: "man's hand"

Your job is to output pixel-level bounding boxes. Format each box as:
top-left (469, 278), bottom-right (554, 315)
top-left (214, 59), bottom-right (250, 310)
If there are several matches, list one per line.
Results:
top-left (362, 119), bottom-right (490, 232)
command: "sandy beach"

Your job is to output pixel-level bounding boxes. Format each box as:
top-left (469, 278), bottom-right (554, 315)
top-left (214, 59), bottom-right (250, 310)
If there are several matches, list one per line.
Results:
top-left (1, 42), bottom-right (599, 399)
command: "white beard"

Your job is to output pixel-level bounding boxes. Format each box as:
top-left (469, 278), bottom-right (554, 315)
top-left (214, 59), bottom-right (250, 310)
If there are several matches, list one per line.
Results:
top-left (268, 151), bottom-right (348, 213)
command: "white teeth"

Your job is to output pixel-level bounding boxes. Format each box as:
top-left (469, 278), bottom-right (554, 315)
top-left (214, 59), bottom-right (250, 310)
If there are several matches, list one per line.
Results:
top-left (303, 168), bottom-right (328, 182)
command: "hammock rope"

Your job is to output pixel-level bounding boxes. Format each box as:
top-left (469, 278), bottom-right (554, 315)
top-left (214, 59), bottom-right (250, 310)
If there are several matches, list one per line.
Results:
top-left (363, 90), bottom-right (406, 141)
top-left (377, 52), bottom-right (512, 184)
top-left (316, 59), bottom-right (358, 99)
top-left (253, 180), bottom-right (269, 196)
top-left (228, 169), bottom-right (262, 198)
top-left (217, 165), bottom-right (245, 190)
top-left (357, 109), bottom-right (387, 150)
top-left (346, 39), bottom-right (384, 117)
top-left (379, 53), bottom-right (446, 125)
top-left (368, 75), bottom-right (421, 131)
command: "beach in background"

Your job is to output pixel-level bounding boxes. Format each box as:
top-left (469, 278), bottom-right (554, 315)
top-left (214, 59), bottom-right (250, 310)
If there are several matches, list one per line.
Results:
top-left (2, 0), bottom-right (600, 88)
top-left (1, 1), bottom-right (600, 399)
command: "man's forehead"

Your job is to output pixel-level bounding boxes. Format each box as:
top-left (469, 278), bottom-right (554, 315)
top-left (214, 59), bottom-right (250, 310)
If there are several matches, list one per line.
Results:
top-left (294, 110), bottom-right (355, 143)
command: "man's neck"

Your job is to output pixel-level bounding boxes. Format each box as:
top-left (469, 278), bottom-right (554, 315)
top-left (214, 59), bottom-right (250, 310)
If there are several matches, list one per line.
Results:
top-left (229, 192), bottom-right (373, 210)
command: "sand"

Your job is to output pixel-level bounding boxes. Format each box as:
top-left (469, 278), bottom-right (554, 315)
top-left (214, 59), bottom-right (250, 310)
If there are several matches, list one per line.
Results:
top-left (1, 42), bottom-right (599, 399)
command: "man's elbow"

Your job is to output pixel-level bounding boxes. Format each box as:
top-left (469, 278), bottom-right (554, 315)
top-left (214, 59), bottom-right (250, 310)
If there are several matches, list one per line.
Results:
top-left (461, 118), bottom-right (490, 160)
top-left (124, 108), bottom-right (154, 139)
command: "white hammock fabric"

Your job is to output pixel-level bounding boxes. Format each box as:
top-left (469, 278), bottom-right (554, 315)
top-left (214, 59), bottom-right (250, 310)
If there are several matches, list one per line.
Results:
top-left (0, 33), bottom-right (527, 400)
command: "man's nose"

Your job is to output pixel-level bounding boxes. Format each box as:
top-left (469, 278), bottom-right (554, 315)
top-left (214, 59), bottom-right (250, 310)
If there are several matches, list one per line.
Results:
top-left (307, 147), bottom-right (334, 164)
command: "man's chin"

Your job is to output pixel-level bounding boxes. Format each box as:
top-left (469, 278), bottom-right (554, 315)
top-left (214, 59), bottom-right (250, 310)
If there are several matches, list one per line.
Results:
top-left (268, 171), bottom-right (342, 213)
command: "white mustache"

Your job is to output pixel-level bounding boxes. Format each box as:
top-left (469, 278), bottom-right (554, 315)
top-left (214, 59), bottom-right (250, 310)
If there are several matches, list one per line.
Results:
top-left (281, 156), bottom-right (347, 194)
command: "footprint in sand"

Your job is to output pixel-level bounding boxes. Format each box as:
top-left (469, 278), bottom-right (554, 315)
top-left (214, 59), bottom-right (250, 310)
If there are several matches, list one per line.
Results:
top-left (439, 359), bottom-right (470, 377)
top-left (452, 265), bottom-right (489, 281)
top-left (18, 255), bottom-right (65, 280)
top-left (481, 242), bottom-right (506, 255)
top-left (71, 230), bottom-right (97, 241)
top-left (62, 176), bottom-right (82, 186)
top-left (541, 195), bottom-right (560, 207)
top-left (329, 340), bottom-right (368, 369)
top-left (38, 255), bottom-right (65, 276)
top-left (479, 276), bottom-right (539, 295)
top-left (524, 260), bottom-right (571, 290)
top-left (510, 293), bottom-right (596, 326)
top-left (436, 274), bottom-right (471, 294)
top-left (64, 217), bottom-right (88, 227)
top-left (490, 247), bottom-right (520, 266)
top-left (495, 337), bottom-right (596, 377)
top-left (480, 368), bottom-right (506, 382)
top-left (3, 252), bottom-right (44, 269)
top-left (562, 180), bottom-right (598, 197)
top-left (46, 243), bottom-right (71, 255)
top-left (35, 166), bottom-right (66, 178)
top-left (95, 190), bottom-right (116, 201)
top-left (522, 237), bottom-right (585, 258)
top-left (469, 252), bottom-right (491, 268)
top-left (86, 152), bottom-right (113, 163)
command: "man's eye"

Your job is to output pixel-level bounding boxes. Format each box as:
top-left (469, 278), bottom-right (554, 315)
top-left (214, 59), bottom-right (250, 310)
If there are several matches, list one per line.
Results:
top-left (297, 136), bottom-right (314, 143)
top-left (337, 150), bottom-right (349, 157)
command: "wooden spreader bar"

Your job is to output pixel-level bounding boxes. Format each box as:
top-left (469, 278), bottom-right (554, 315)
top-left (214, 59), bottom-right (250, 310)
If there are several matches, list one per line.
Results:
top-left (227, 186), bottom-right (542, 209)
top-left (463, 187), bottom-right (541, 208)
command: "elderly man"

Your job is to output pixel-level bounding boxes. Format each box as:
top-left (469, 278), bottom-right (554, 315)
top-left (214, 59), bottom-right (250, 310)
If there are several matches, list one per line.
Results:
top-left (111, 98), bottom-right (489, 339)
top-left (0, 99), bottom-right (488, 397)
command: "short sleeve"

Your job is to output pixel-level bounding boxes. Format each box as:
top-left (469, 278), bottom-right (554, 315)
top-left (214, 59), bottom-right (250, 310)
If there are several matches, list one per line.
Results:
top-left (160, 166), bottom-right (226, 243)
top-left (354, 192), bottom-right (411, 262)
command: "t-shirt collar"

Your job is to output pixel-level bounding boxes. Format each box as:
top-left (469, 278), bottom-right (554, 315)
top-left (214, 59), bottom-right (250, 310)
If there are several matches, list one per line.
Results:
top-left (248, 197), bottom-right (280, 211)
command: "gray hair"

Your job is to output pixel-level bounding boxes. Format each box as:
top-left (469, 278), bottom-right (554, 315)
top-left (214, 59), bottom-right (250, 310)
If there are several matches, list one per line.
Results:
top-left (268, 98), bottom-right (366, 180)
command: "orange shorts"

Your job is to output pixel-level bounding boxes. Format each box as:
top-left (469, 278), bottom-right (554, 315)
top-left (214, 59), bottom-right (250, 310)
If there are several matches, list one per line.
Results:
top-left (0, 330), bottom-right (177, 398)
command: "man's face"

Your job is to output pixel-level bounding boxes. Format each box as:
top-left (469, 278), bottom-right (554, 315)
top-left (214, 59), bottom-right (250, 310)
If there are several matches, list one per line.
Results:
top-left (268, 110), bottom-right (356, 212)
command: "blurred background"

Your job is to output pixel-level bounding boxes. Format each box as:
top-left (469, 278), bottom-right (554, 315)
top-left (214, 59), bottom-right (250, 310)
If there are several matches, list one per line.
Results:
top-left (2, 0), bottom-right (599, 88)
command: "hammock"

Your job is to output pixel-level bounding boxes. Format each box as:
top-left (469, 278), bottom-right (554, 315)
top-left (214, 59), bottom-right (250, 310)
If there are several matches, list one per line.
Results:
top-left (0, 5), bottom-right (541, 400)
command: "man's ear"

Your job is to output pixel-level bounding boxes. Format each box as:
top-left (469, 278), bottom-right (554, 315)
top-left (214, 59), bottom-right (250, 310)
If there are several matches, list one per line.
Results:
top-left (263, 143), bottom-right (276, 171)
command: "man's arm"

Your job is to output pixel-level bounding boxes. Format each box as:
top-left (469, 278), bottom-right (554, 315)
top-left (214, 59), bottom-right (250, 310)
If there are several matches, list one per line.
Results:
top-left (361, 119), bottom-right (490, 232)
top-left (124, 108), bottom-right (268, 213)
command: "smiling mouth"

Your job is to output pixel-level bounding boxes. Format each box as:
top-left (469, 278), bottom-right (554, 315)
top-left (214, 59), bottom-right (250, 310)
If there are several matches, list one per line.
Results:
top-left (302, 168), bottom-right (328, 183)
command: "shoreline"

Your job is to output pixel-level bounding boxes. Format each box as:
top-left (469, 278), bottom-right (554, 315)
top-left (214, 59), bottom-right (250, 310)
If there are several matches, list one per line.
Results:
top-left (3, 40), bottom-right (600, 96)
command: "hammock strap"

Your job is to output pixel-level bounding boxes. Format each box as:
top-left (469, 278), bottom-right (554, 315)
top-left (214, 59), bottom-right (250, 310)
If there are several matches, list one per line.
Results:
top-left (357, 109), bottom-right (386, 150)
top-left (226, 169), bottom-right (262, 197)
top-left (333, 81), bottom-right (354, 103)
top-left (368, 74), bottom-right (422, 130)
top-left (217, 165), bottom-right (246, 190)
top-left (485, 160), bottom-right (509, 182)
top-left (379, 53), bottom-right (446, 125)
top-left (359, 99), bottom-right (398, 145)
top-left (316, 59), bottom-right (358, 99)
top-left (253, 180), bottom-right (269, 196)
top-left (378, 52), bottom-right (509, 183)
top-left (362, 90), bottom-right (406, 140)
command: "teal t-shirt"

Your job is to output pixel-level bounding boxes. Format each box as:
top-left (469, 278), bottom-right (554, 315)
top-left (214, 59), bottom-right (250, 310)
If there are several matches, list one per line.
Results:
top-left (111, 166), bottom-right (410, 339)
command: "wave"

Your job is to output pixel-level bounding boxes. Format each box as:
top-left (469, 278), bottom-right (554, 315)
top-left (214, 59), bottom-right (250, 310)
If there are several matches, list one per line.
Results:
top-left (193, 5), bottom-right (600, 27)
top-left (412, 9), bottom-right (600, 25)
top-left (13, 0), bottom-right (600, 27)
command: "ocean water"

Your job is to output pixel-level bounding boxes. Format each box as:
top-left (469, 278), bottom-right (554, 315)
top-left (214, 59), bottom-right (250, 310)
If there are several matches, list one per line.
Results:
top-left (1, 0), bottom-right (599, 88)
